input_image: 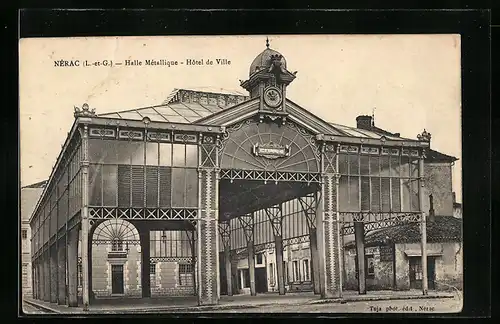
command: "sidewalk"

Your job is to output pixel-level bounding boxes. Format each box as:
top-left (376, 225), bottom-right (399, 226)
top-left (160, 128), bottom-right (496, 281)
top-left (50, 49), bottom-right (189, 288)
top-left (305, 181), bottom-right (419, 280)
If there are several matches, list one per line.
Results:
top-left (23, 290), bottom-right (456, 314)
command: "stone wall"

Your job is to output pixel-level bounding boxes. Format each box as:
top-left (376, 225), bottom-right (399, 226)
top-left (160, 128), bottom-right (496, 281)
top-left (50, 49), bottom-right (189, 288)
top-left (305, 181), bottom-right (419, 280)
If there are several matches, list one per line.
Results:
top-left (151, 261), bottom-right (195, 296)
top-left (423, 163), bottom-right (454, 217)
top-left (90, 244), bottom-right (195, 297)
top-left (343, 246), bottom-right (394, 291)
top-left (397, 242), bottom-right (463, 290)
top-left (343, 242), bottom-right (462, 291)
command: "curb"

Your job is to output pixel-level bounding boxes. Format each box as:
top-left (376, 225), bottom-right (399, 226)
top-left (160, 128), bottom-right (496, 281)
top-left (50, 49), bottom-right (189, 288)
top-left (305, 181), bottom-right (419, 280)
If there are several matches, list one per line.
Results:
top-left (307, 294), bottom-right (455, 305)
top-left (23, 299), bottom-right (60, 314)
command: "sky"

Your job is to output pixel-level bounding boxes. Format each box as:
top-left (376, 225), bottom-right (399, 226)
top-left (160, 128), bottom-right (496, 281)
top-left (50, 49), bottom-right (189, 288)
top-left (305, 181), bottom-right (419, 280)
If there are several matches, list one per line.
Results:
top-left (19, 34), bottom-right (462, 202)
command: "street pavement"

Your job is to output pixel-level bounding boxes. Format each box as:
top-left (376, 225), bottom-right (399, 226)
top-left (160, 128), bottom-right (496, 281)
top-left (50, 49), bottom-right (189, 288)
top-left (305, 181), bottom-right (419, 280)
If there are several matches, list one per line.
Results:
top-left (192, 297), bottom-right (462, 314)
top-left (22, 291), bottom-right (461, 315)
top-left (22, 303), bottom-right (51, 315)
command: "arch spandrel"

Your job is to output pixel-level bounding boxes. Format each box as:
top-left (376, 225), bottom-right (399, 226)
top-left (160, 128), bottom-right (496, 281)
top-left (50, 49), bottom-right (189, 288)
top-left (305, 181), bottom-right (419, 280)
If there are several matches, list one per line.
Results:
top-left (219, 119), bottom-right (321, 173)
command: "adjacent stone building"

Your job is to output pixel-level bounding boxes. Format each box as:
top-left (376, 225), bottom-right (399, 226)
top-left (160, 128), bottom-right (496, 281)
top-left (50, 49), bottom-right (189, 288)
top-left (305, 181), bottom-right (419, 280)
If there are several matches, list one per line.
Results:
top-left (343, 215), bottom-right (462, 291)
top-left (21, 180), bottom-right (46, 297)
top-left (341, 123), bottom-right (462, 292)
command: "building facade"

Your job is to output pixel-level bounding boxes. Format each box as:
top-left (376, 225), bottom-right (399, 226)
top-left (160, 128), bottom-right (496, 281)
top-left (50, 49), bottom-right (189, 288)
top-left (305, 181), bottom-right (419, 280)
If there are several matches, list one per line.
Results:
top-left (29, 41), bottom-right (438, 310)
top-left (343, 216), bottom-right (462, 291)
top-left (226, 116), bottom-right (461, 294)
top-left (21, 180), bottom-right (46, 298)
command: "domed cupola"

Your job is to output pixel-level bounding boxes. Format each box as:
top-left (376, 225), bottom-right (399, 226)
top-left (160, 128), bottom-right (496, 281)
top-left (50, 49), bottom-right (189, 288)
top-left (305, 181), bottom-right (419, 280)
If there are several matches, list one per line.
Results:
top-left (240, 38), bottom-right (297, 121)
top-left (249, 47), bottom-right (287, 77)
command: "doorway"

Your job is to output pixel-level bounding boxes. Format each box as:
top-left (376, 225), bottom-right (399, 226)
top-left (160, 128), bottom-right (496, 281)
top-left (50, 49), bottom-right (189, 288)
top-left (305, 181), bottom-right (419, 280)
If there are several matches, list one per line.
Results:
top-left (255, 268), bottom-right (268, 293)
top-left (111, 264), bottom-right (124, 294)
top-left (409, 257), bottom-right (436, 290)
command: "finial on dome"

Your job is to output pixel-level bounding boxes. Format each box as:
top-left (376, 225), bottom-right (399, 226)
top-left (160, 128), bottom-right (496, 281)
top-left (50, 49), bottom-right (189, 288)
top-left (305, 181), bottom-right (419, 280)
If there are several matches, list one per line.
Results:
top-left (266, 37), bottom-right (270, 49)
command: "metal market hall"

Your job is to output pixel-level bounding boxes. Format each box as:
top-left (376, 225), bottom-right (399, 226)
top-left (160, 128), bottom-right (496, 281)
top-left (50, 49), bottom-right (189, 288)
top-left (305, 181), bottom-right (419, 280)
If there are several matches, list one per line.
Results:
top-left (29, 40), bottom-right (439, 310)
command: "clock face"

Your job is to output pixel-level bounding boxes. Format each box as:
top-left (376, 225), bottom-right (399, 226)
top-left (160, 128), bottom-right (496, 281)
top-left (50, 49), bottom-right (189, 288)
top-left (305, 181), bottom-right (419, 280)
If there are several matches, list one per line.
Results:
top-left (264, 87), bottom-right (283, 108)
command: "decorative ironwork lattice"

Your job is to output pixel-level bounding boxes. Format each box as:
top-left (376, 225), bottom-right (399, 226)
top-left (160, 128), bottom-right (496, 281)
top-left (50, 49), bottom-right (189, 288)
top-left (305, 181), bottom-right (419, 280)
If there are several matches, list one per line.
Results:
top-left (200, 138), bottom-right (218, 168)
top-left (219, 119), bottom-right (321, 174)
top-left (88, 207), bottom-right (197, 220)
top-left (92, 219), bottom-right (140, 246)
top-left (220, 169), bottom-right (320, 183)
top-left (298, 191), bottom-right (319, 230)
top-left (218, 221), bottom-right (231, 250)
top-left (340, 211), bottom-right (422, 223)
top-left (150, 256), bottom-right (194, 263)
top-left (265, 205), bottom-right (283, 237)
top-left (323, 144), bottom-right (337, 174)
top-left (283, 234), bottom-right (309, 248)
top-left (341, 212), bottom-right (422, 235)
top-left (238, 214), bottom-right (254, 243)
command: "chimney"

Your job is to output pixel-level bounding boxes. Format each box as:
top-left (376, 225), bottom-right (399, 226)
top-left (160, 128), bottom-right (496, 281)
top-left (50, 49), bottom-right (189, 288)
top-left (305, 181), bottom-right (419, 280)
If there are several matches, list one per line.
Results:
top-left (356, 115), bottom-right (373, 131)
top-left (428, 194), bottom-right (435, 222)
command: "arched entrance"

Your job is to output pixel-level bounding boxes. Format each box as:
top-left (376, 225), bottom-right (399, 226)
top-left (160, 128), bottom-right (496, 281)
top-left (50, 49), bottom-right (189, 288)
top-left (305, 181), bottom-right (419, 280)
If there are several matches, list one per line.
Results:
top-left (91, 219), bottom-right (140, 297)
top-left (215, 116), bottom-right (333, 298)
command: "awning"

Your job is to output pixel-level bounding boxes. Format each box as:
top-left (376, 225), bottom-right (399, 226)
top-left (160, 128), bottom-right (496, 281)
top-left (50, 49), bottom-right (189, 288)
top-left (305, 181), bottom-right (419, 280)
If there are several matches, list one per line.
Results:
top-left (404, 249), bottom-right (443, 257)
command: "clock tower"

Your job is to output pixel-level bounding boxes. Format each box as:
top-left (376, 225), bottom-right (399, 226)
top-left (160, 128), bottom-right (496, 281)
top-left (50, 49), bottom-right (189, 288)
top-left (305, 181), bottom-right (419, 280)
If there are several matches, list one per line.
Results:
top-left (240, 38), bottom-right (297, 123)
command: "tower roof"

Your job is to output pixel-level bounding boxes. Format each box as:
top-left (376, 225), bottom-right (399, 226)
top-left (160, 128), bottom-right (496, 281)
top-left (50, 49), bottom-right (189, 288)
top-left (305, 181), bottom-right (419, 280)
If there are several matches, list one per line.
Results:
top-left (249, 46), bottom-right (287, 77)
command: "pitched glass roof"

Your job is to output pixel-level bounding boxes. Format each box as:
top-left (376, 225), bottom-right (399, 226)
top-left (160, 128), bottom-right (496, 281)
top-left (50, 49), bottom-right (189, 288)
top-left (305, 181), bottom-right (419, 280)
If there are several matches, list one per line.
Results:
top-left (329, 122), bottom-right (412, 141)
top-left (97, 88), bottom-right (414, 142)
top-left (98, 88), bottom-right (249, 124)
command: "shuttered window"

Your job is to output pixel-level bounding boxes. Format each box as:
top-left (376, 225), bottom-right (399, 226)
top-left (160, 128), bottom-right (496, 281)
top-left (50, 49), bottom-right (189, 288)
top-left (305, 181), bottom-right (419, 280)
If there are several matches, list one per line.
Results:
top-left (87, 141), bottom-right (198, 209)
top-left (411, 180), bottom-right (420, 211)
top-left (360, 176), bottom-right (370, 211)
top-left (348, 154), bottom-right (359, 175)
top-left (338, 176), bottom-right (349, 211)
top-left (371, 178), bottom-right (381, 212)
top-left (145, 166), bottom-right (159, 208)
top-left (159, 167), bottom-right (172, 207)
top-left (348, 176), bottom-right (359, 211)
top-left (360, 155), bottom-right (370, 175)
top-left (118, 165), bottom-right (131, 207)
top-left (391, 179), bottom-right (401, 212)
top-left (131, 166), bottom-right (144, 206)
top-left (381, 177), bottom-right (391, 212)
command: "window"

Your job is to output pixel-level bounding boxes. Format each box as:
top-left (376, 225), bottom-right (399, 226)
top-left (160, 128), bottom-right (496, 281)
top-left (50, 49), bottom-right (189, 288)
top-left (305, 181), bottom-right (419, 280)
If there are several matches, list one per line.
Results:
top-left (256, 253), bottom-right (263, 265)
top-left (292, 260), bottom-right (300, 282)
top-left (302, 259), bottom-right (310, 281)
top-left (111, 238), bottom-right (124, 252)
top-left (22, 230), bottom-right (27, 240)
top-left (366, 255), bottom-right (375, 278)
top-left (338, 152), bottom-right (419, 213)
top-left (150, 263), bottom-right (157, 287)
top-left (269, 263), bottom-right (275, 286)
top-left (178, 263), bottom-right (193, 286)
